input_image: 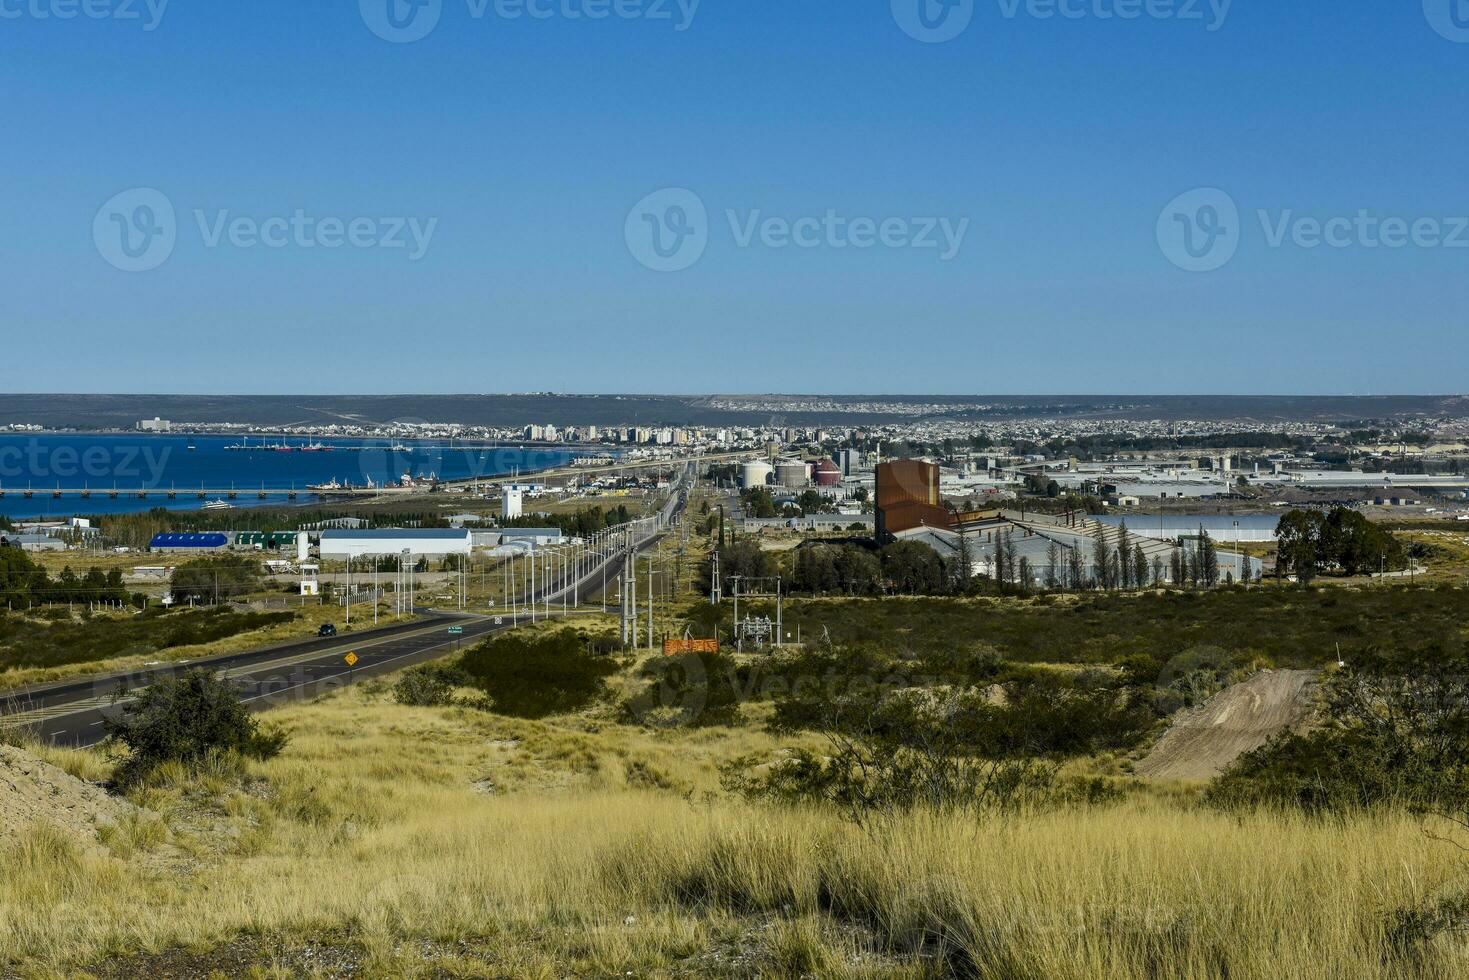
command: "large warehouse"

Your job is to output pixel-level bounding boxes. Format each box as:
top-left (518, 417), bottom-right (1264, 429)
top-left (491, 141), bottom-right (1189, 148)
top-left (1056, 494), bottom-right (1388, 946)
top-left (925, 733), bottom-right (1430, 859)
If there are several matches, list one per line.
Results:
top-left (149, 532), bottom-right (231, 553)
top-left (896, 510), bottom-right (1261, 586)
top-left (317, 528), bottom-right (473, 560)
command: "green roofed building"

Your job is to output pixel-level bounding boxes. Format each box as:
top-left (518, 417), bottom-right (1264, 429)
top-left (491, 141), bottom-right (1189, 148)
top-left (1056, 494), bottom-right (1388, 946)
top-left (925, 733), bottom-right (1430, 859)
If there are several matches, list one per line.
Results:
top-left (233, 531), bottom-right (301, 550)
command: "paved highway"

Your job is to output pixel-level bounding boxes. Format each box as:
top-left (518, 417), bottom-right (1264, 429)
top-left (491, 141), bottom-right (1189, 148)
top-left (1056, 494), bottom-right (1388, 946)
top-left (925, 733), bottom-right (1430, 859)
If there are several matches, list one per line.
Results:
top-left (0, 470), bottom-right (689, 749)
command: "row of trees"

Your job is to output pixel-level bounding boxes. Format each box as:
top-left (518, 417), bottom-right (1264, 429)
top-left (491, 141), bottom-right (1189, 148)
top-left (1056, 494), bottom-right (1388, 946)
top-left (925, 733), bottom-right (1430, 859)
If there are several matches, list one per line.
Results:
top-left (169, 555), bottom-right (264, 604)
top-left (503, 503), bottom-right (636, 539)
top-left (0, 547), bottom-right (132, 607)
top-left (1275, 507), bottom-right (1405, 582)
top-left (967, 522), bottom-right (1230, 592)
top-left (723, 539), bottom-right (950, 597)
top-left (740, 488), bottom-right (846, 521)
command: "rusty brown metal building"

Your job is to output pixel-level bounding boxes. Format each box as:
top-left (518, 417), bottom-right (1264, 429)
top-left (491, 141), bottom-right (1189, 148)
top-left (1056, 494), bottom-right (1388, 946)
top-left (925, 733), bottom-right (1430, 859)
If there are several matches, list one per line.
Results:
top-left (875, 459), bottom-right (949, 540)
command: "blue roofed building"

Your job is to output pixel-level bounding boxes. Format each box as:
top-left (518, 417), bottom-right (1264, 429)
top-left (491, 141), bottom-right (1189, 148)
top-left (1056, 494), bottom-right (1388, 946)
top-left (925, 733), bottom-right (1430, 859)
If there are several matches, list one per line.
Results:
top-left (149, 532), bottom-right (231, 553)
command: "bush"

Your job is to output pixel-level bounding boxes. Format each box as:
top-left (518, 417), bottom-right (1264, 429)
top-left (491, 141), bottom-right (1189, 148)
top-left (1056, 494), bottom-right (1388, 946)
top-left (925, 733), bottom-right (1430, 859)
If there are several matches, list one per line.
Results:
top-left (724, 689), bottom-right (1057, 825)
top-left (457, 629), bottom-right (619, 719)
top-left (620, 650), bottom-right (744, 728)
top-left (103, 669), bottom-right (288, 788)
top-left (0, 607), bottom-right (292, 672)
top-left (764, 647), bottom-right (1154, 758)
top-left (393, 664), bottom-right (467, 707)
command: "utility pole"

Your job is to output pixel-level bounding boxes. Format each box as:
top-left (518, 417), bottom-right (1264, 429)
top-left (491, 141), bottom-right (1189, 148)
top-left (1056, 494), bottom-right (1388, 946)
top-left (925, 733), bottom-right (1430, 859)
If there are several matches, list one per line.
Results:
top-left (776, 575), bottom-right (783, 648)
top-left (731, 575), bottom-right (741, 644)
top-left (624, 550), bottom-right (636, 648)
top-left (628, 546), bottom-right (636, 644)
top-left (643, 558), bottom-right (655, 652)
top-left (404, 549), bottom-right (413, 616)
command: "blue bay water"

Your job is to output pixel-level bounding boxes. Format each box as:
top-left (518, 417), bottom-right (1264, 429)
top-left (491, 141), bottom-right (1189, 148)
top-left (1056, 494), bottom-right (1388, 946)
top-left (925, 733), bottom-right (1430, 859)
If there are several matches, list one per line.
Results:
top-left (0, 434), bottom-right (590, 519)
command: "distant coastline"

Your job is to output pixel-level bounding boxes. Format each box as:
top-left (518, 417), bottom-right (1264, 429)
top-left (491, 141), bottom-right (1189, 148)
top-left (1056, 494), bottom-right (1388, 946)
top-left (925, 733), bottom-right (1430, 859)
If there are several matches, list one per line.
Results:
top-left (1, 393), bottom-right (1464, 431)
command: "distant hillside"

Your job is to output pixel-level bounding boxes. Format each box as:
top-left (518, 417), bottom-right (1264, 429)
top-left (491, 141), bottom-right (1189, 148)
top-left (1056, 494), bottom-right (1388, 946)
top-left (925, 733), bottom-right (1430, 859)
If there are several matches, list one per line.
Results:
top-left (0, 393), bottom-right (1462, 430)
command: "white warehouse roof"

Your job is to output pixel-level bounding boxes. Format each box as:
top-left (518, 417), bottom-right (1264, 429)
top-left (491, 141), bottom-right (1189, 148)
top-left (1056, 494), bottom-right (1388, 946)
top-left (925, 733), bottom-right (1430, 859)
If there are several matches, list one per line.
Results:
top-left (318, 528), bottom-right (472, 558)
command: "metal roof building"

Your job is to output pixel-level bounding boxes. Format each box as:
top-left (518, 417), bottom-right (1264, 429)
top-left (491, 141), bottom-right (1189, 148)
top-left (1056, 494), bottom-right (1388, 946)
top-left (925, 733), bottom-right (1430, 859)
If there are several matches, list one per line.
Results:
top-left (317, 528), bottom-right (472, 560)
top-left (1095, 514), bottom-right (1280, 543)
top-left (234, 531), bottom-right (302, 549)
top-left (896, 510), bottom-right (1260, 587)
top-left (3, 533), bottom-right (67, 552)
top-left (149, 533), bottom-right (231, 552)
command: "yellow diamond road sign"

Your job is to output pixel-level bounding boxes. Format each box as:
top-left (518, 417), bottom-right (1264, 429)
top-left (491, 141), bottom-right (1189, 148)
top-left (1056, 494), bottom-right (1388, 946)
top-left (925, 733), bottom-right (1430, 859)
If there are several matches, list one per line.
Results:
top-left (344, 652), bottom-right (359, 668)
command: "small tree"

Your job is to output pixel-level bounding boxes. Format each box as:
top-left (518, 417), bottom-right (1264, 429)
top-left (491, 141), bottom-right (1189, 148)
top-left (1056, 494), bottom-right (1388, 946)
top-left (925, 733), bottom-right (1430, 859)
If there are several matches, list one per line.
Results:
top-left (170, 555), bottom-right (262, 604)
top-left (394, 663), bottom-right (467, 707)
top-left (1091, 527), bottom-right (1111, 590)
top-left (1067, 545), bottom-right (1084, 589)
top-left (104, 669), bottom-right (288, 787)
top-left (1116, 522), bottom-right (1132, 588)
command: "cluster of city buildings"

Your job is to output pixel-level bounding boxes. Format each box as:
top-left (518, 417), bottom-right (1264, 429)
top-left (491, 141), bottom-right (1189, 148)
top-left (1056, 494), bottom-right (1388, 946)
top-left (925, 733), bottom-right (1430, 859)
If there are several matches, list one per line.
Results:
top-left (869, 459), bottom-right (1260, 586)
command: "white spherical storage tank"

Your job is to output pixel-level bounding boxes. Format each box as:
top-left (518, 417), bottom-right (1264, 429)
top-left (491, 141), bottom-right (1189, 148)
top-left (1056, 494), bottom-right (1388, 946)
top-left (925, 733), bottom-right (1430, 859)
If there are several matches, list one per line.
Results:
top-left (741, 460), bottom-right (773, 488)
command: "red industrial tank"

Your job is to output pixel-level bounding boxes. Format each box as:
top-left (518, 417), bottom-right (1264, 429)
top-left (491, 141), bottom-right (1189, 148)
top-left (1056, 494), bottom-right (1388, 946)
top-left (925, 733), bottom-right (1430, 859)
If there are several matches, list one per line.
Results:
top-left (813, 459), bottom-right (841, 487)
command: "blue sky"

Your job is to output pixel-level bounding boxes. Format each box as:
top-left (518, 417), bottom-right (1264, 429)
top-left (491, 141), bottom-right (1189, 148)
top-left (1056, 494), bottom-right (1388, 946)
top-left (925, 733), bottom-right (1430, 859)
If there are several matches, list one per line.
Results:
top-left (2, 0), bottom-right (1467, 395)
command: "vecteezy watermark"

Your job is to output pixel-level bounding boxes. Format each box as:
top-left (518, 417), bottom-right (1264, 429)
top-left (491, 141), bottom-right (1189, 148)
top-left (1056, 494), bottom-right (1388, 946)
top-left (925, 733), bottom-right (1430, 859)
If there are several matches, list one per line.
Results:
top-left (194, 210), bottom-right (438, 260)
top-left (891, 0), bottom-right (974, 43)
top-left (1423, 0), bottom-right (1469, 43)
top-left (625, 188), bottom-right (970, 273)
top-left (355, 429), bottom-right (576, 488)
top-left (1156, 187), bottom-right (1239, 273)
top-left (93, 188), bottom-right (177, 273)
top-left (0, 438), bottom-right (171, 486)
top-left (0, 0), bottom-right (169, 30)
top-left (892, 0), bottom-right (1231, 42)
top-left (624, 188), bottom-right (709, 272)
top-left (1158, 187), bottom-right (1469, 273)
top-left (360, 0), bottom-right (699, 44)
top-left (93, 188), bottom-right (439, 272)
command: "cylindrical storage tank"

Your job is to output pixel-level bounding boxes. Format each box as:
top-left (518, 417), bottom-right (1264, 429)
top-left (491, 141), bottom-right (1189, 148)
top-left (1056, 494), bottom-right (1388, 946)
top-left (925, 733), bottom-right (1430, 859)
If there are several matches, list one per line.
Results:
top-left (813, 459), bottom-right (841, 487)
top-left (776, 460), bottom-right (809, 488)
top-left (741, 460), bottom-right (773, 488)
top-left (296, 531), bottom-right (310, 562)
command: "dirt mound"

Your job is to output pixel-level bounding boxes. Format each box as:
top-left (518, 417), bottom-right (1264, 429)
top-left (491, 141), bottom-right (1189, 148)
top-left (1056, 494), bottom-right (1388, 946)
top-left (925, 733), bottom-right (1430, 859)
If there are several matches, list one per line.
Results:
top-left (1135, 669), bottom-right (1319, 782)
top-left (0, 745), bottom-right (138, 846)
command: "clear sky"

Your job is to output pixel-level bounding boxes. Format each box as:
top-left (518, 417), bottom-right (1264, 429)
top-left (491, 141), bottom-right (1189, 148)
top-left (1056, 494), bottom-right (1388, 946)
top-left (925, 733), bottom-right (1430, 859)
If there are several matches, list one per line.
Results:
top-left (3, 0), bottom-right (1466, 395)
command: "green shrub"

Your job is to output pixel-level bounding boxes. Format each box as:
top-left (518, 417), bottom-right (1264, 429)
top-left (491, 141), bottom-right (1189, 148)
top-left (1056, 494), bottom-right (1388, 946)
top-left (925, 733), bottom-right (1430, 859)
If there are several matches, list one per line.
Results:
top-left (393, 664), bottom-right (467, 707)
top-left (764, 648), bottom-right (1154, 759)
top-left (620, 650), bottom-right (744, 728)
top-left (683, 586), bottom-right (1469, 670)
top-left (0, 607), bottom-right (292, 672)
top-left (723, 688), bottom-right (1057, 825)
top-left (457, 629), bottom-right (618, 719)
top-left (103, 669), bottom-right (288, 788)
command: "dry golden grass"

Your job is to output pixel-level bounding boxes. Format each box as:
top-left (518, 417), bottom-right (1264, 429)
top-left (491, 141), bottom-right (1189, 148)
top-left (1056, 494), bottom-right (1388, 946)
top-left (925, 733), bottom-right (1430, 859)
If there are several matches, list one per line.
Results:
top-left (2, 672), bottom-right (1467, 978)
